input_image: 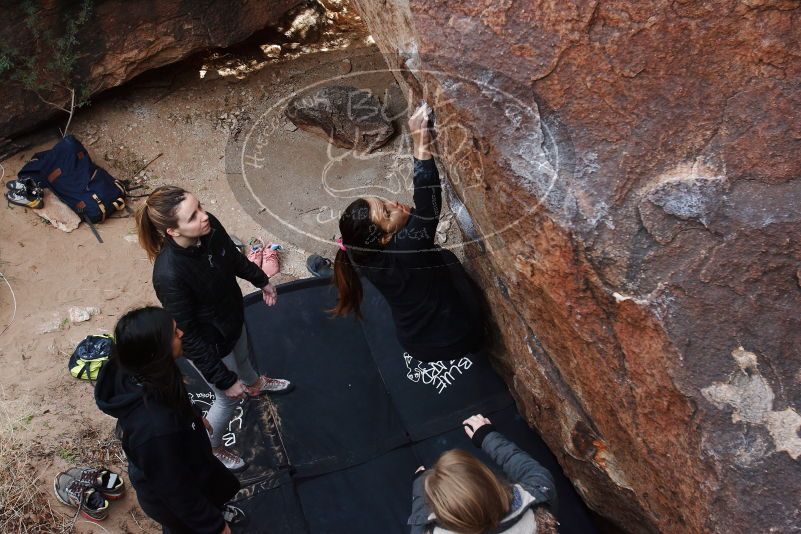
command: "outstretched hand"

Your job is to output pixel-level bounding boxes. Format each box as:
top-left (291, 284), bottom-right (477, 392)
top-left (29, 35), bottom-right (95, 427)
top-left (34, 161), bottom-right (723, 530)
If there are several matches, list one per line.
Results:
top-left (462, 414), bottom-right (492, 438)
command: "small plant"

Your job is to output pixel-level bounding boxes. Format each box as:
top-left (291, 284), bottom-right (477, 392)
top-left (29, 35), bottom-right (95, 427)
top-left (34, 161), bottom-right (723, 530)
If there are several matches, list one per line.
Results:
top-left (56, 446), bottom-right (77, 463)
top-left (0, 0), bottom-right (94, 136)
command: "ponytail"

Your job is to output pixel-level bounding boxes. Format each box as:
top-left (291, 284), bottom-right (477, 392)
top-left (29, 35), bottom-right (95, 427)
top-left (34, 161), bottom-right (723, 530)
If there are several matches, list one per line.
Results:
top-left (135, 186), bottom-right (187, 261)
top-left (331, 248), bottom-right (363, 317)
top-left (331, 198), bottom-right (386, 318)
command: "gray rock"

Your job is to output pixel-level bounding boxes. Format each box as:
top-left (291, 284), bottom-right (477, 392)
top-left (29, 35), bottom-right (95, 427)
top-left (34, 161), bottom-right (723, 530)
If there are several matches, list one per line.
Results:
top-left (285, 85), bottom-right (394, 152)
top-left (36, 190), bottom-right (81, 233)
top-left (68, 306), bottom-right (101, 324)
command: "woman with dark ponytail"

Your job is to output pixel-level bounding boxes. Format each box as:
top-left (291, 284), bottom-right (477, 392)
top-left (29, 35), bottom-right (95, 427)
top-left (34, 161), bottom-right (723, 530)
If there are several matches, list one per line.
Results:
top-left (95, 307), bottom-right (241, 534)
top-left (328, 103), bottom-right (484, 362)
top-left (135, 185), bottom-right (292, 472)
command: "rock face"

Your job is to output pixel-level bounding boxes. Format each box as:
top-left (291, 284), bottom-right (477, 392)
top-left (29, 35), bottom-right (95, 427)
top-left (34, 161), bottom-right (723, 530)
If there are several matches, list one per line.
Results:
top-left (0, 0), bottom-right (303, 139)
top-left (352, 1), bottom-right (801, 532)
top-left (285, 85), bottom-right (395, 151)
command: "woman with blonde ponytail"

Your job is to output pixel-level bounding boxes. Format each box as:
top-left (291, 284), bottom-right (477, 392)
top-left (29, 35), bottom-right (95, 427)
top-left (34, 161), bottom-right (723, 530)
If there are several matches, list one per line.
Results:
top-left (135, 185), bottom-right (293, 472)
top-left (323, 104), bottom-right (485, 362)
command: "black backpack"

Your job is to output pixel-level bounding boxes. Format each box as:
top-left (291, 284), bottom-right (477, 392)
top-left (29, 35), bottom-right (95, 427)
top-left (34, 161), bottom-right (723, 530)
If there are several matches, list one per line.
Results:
top-left (18, 135), bottom-right (126, 223)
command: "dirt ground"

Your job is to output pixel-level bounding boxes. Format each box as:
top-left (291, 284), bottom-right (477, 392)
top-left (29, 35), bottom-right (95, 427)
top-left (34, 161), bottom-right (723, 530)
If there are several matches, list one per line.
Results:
top-left (0, 17), bottom-right (463, 534)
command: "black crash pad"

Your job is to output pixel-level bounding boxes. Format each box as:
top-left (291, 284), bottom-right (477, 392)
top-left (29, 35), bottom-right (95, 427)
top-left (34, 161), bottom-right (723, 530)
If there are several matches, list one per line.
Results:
top-left (176, 277), bottom-right (597, 534)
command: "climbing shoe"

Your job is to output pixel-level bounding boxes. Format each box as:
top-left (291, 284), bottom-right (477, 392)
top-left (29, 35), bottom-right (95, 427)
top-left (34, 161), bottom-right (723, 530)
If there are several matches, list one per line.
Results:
top-left (66, 466), bottom-right (125, 500)
top-left (53, 472), bottom-right (110, 522)
top-left (306, 254), bottom-right (333, 278)
top-left (213, 447), bottom-right (248, 473)
top-left (246, 375), bottom-right (294, 396)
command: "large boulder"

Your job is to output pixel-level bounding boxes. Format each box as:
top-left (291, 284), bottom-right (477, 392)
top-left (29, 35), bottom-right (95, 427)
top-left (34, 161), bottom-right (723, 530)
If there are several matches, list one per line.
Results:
top-left (352, 1), bottom-right (801, 532)
top-left (0, 0), bottom-right (303, 139)
top-left (285, 85), bottom-right (395, 151)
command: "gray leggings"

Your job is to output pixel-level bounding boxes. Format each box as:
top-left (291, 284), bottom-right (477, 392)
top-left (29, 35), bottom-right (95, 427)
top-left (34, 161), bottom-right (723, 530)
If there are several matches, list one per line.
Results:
top-left (189, 326), bottom-right (259, 448)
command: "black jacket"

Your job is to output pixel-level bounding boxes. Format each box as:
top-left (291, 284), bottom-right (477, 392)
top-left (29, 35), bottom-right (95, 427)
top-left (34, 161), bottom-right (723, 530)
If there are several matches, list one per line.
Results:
top-left (152, 213), bottom-right (268, 390)
top-left (95, 359), bottom-right (240, 534)
top-left (408, 427), bottom-right (558, 533)
top-left (361, 158), bottom-right (483, 361)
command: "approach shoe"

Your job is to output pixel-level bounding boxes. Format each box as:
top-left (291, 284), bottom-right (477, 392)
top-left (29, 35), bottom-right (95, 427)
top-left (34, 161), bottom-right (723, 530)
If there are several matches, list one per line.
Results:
top-left (53, 472), bottom-right (109, 522)
top-left (222, 503), bottom-right (248, 527)
top-left (306, 254), bottom-right (333, 278)
top-left (246, 375), bottom-right (294, 396)
top-left (66, 466), bottom-right (125, 500)
top-left (6, 188), bottom-right (43, 209)
top-left (213, 448), bottom-right (248, 473)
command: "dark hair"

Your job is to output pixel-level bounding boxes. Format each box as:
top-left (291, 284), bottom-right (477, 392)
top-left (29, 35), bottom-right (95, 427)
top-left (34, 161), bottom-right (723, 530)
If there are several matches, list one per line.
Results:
top-left (135, 186), bottom-right (187, 261)
top-left (113, 306), bottom-right (193, 419)
top-left (331, 198), bottom-right (387, 317)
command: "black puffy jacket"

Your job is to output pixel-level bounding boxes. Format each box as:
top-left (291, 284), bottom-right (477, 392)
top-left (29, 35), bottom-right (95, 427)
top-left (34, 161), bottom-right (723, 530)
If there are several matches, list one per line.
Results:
top-left (152, 213), bottom-right (268, 390)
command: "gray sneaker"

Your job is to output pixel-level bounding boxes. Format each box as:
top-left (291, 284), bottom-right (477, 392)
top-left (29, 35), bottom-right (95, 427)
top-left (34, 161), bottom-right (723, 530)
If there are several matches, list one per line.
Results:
top-left (306, 255), bottom-right (333, 278)
top-left (213, 447), bottom-right (248, 472)
top-left (53, 472), bottom-right (109, 522)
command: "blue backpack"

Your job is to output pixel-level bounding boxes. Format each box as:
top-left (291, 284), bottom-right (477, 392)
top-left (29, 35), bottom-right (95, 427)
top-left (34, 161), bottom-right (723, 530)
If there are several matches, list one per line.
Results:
top-left (18, 135), bottom-right (126, 223)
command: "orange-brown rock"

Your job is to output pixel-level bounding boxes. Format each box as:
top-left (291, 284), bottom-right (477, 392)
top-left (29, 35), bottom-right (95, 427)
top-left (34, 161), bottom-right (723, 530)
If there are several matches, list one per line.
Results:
top-left (352, 0), bottom-right (801, 532)
top-left (0, 0), bottom-right (302, 139)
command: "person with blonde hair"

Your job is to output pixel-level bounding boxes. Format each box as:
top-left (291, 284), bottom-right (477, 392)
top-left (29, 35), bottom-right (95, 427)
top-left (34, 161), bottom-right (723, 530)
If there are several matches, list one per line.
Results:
top-left (408, 414), bottom-right (558, 534)
top-left (135, 185), bottom-right (293, 472)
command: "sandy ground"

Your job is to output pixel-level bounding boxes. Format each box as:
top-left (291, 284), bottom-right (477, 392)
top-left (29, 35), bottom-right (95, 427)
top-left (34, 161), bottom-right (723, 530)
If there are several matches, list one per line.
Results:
top-left (0, 20), bottom-right (462, 534)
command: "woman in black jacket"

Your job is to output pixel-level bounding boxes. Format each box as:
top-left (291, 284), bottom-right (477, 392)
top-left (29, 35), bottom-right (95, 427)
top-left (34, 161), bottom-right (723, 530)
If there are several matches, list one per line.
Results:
top-left (135, 185), bottom-right (292, 471)
top-left (95, 307), bottom-right (240, 534)
top-left (329, 104), bottom-right (484, 362)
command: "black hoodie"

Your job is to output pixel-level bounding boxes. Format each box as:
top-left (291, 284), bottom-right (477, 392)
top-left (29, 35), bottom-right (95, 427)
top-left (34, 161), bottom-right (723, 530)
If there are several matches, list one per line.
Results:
top-left (95, 358), bottom-right (239, 534)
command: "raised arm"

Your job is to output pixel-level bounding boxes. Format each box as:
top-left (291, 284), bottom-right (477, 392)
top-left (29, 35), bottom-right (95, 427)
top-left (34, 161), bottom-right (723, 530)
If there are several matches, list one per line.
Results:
top-left (395, 103), bottom-right (441, 252)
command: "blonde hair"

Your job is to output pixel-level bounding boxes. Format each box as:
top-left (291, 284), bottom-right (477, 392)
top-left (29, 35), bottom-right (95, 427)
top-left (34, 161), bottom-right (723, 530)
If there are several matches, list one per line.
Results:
top-left (424, 449), bottom-right (512, 534)
top-left (135, 186), bottom-right (187, 261)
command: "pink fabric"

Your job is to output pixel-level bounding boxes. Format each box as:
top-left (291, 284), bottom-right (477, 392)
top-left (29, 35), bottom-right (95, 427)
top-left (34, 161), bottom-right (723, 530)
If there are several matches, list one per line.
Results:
top-left (247, 243), bottom-right (280, 277)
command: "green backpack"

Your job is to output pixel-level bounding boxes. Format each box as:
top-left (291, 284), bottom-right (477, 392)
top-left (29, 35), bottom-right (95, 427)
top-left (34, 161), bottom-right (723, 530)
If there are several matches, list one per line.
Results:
top-left (69, 334), bottom-right (113, 381)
